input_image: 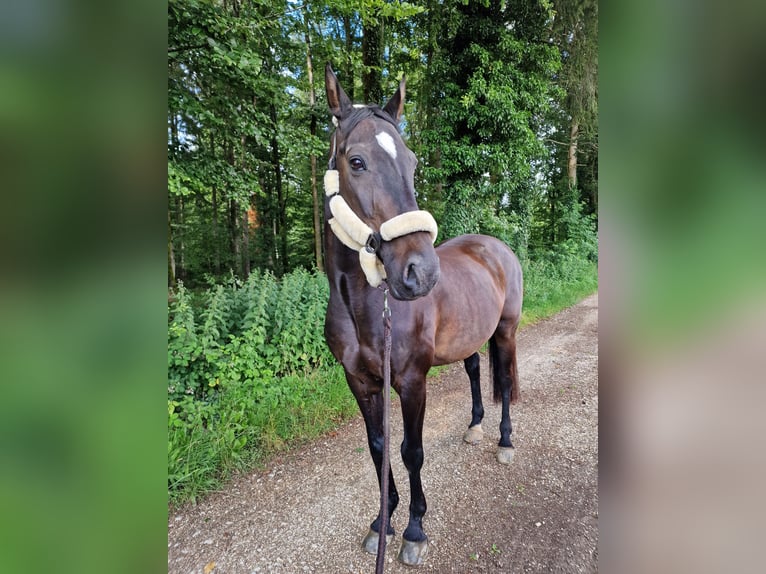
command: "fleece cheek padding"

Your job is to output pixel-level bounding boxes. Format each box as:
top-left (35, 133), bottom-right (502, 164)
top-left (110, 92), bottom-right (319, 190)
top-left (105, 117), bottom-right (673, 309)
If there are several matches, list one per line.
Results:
top-left (329, 195), bottom-right (373, 248)
top-left (359, 250), bottom-right (386, 288)
top-left (380, 211), bottom-right (438, 243)
top-left (328, 218), bottom-right (362, 251)
top-left (324, 170), bottom-right (339, 197)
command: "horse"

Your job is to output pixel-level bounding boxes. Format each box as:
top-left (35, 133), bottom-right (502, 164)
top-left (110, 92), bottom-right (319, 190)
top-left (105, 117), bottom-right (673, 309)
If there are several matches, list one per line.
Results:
top-left (322, 64), bottom-right (523, 567)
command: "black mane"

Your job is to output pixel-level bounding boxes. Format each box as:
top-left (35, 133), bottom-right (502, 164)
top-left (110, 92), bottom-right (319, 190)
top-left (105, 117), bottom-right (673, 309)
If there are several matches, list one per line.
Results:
top-left (339, 105), bottom-right (399, 136)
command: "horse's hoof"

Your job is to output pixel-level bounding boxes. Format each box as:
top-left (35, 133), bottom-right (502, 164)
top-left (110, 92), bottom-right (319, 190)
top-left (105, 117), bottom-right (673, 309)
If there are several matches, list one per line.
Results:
top-left (397, 536), bottom-right (429, 566)
top-left (463, 424), bottom-right (483, 445)
top-left (361, 528), bottom-right (394, 555)
top-left (496, 446), bottom-right (515, 465)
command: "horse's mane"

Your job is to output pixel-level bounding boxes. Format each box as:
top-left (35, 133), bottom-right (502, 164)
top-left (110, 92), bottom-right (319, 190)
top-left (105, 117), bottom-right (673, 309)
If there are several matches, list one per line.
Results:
top-left (338, 105), bottom-right (399, 136)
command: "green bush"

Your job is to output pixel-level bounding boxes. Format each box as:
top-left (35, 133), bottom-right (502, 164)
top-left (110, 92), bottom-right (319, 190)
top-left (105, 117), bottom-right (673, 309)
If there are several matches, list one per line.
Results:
top-left (167, 269), bottom-right (352, 504)
top-left (168, 269), bottom-right (332, 397)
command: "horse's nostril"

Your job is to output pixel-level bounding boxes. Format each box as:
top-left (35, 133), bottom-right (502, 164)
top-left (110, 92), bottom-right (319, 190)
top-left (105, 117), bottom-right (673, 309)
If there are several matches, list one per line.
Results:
top-left (404, 262), bottom-right (420, 289)
top-left (397, 254), bottom-right (439, 299)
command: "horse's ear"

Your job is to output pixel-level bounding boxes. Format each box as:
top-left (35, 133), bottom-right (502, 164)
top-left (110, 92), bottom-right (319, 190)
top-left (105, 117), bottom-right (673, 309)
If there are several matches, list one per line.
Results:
top-left (325, 63), bottom-right (352, 120)
top-left (383, 76), bottom-right (406, 124)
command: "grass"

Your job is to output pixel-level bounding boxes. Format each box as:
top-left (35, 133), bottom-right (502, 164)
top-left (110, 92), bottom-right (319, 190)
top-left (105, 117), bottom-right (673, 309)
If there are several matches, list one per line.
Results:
top-left (520, 258), bottom-right (598, 327)
top-left (168, 364), bottom-right (357, 506)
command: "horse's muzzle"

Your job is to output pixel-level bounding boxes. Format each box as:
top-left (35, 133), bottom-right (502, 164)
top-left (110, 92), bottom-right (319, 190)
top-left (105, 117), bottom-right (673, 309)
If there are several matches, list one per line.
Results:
top-left (390, 252), bottom-right (440, 300)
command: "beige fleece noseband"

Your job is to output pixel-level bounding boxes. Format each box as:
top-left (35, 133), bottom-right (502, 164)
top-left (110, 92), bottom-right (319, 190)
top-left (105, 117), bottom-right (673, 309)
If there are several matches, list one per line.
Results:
top-left (324, 168), bottom-right (438, 288)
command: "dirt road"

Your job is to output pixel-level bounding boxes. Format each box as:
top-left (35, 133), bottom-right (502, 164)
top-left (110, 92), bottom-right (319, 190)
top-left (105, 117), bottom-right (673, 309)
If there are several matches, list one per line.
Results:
top-left (168, 293), bottom-right (598, 573)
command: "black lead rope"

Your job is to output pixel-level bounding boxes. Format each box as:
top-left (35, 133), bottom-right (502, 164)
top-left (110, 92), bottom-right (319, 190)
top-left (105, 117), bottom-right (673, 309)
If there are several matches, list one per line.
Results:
top-left (375, 287), bottom-right (392, 574)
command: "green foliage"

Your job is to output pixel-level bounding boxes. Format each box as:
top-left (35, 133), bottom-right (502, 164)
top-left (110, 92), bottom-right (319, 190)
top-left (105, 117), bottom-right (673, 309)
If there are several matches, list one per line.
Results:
top-left (168, 0), bottom-right (598, 285)
top-left (169, 0), bottom-right (315, 282)
top-left (168, 268), bottom-right (331, 395)
top-left (167, 363), bottom-right (357, 504)
top-left (167, 282), bottom-right (203, 401)
top-left (521, 251), bottom-right (598, 327)
top-left (556, 199), bottom-right (598, 262)
top-left (418, 0), bottom-right (561, 242)
top-left (167, 269), bottom-right (360, 503)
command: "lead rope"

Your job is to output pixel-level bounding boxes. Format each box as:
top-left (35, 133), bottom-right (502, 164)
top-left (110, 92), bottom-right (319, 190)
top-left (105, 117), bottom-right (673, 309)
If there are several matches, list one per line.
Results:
top-left (375, 287), bottom-right (392, 574)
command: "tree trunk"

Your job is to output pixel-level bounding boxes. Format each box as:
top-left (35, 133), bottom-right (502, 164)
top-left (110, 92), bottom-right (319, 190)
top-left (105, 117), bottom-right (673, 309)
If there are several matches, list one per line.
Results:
top-left (242, 202), bottom-right (250, 279)
top-left (230, 198), bottom-right (240, 276)
top-left (168, 209), bottom-right (176, 288)
top-left (304, 10), bottom-right (324, 272)
top-left (225, 142), bottom-right (240, 276)
top-left (567, 118), bottom-right (579, 190)
top-left (362, 15), bottom-right (383, 104)
top-left (212, 184), bottom-right (220, 275)
top-left (210, 133), bottom-right (220, 275)
top-left (269, 103), bottom-right (287, 274)
top-left (343, 15), bottom-right (355, 100)
top-left (549, 187), bottom-right (556, 246)
top-left (257, 173), bottom-right (274, 269)
top-left (169, 109), bottom-right (181, 284)
top-left (238, 133), bottom-right (250, 279)
top-left (176, 195), bottom-right (186, 281)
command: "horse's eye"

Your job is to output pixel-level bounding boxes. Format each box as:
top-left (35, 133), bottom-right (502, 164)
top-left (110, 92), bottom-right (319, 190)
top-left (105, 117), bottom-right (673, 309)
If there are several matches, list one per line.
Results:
top-left (349, 156), bottom-right (366, 172)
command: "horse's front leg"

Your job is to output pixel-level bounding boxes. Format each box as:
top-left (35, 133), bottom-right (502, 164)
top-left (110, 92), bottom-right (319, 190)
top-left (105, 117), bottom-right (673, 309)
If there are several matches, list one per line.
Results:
top-left (349, 374), bottom-right (400, 554)
top-left (397, 375), bottom-right (429, 566)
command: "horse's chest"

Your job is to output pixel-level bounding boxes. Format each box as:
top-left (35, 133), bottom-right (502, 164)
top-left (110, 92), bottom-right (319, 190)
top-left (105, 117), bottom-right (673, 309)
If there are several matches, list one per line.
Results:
top-left (326, 323), bottom-right (383, 382)
top-left (354, 344), bottom-right (384, 380)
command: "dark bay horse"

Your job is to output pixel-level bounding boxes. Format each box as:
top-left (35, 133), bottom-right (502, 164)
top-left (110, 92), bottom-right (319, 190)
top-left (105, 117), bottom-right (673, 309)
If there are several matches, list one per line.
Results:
top-left (323, 64), bottom-right (523, 567)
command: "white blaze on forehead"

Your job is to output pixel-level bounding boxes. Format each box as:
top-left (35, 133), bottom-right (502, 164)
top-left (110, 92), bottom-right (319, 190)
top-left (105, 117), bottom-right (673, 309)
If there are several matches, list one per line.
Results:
top-left (375, 131), bottom-right (397, 159)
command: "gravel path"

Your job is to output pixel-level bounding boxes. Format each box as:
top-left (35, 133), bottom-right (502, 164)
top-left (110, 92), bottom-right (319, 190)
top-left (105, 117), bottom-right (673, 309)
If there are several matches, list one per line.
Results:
top-left (168, 293), bottom-right (598, 573)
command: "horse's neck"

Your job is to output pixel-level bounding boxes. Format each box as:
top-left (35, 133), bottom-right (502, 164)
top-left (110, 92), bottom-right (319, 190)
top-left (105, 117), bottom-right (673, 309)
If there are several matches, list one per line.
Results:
top-left (324, 226), bottom-right (377, 313)
top-left (325, 227), bottom-right (362, 284)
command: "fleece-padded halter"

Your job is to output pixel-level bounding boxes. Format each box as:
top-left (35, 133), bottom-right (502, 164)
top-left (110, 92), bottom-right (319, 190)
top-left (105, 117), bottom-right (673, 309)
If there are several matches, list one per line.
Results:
top-left (324, 163), bottom-right (438, 288)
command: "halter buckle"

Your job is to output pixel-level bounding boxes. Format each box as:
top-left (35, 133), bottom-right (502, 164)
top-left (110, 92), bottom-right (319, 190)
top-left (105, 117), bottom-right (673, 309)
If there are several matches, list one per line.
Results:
top-left (365, 232), bottom-right (382, 254)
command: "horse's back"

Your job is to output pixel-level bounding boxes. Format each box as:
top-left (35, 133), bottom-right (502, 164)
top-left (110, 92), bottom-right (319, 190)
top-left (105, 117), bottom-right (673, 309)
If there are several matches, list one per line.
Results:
top-left (437, 233), bottom-right (518, 263)
top-left (429, 234), bottom-right (522, 364)
top-left (436, 234), bottom-right (522, 304)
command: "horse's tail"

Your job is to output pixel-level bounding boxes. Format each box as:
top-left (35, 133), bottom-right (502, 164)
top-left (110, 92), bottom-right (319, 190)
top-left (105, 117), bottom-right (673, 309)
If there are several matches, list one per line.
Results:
top-left (509, 342), bottom-right (520, 404)
top-left (489, 336), bottom-right (520, 405)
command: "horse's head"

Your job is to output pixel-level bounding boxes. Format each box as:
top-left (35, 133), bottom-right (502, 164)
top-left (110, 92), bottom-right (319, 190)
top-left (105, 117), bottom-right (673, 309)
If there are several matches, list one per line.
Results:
top-left (325, 64), bottom-right (440, 301)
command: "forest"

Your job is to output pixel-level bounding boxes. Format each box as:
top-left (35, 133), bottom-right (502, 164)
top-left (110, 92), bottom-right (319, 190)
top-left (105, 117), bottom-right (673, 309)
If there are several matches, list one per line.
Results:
top-left (168, 0), bottom-right (597, 284)
top-left (168, 0), bottom-right (598, 502)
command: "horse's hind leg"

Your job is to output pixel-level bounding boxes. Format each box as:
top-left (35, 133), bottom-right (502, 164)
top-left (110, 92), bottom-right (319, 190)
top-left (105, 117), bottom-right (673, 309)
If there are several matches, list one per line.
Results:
top-left (350, 376), bottom-right (400, 553)
top-left (491, 319), bottom-right (520, 465)
top-left (462, 352), bottom-right (485, 445)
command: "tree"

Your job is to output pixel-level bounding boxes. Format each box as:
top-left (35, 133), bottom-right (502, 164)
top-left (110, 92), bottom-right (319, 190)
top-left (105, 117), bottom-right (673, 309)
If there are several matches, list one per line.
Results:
top-left (537, 0), bottom-right (598, 252)
top-left (421, 0), bottom-right (560, 258)
top-left (167, 0), bottom-right (597, 286)
top-left (553, 0), bottom-right (597, 194)
top-left (302, 4), bottom-right (324, 272)
top-left (168, 0), bottom-right (299, 282)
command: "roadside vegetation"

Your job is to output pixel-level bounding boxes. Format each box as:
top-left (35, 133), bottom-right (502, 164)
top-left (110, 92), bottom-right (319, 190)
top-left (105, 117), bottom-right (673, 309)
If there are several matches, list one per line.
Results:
top-left (168, 252), bottom-right (596, 505)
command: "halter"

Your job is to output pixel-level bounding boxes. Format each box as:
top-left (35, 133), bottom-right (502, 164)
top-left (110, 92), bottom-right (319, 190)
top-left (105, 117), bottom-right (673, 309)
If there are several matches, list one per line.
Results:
top-left (325, 129), bottom-right (438, 288)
